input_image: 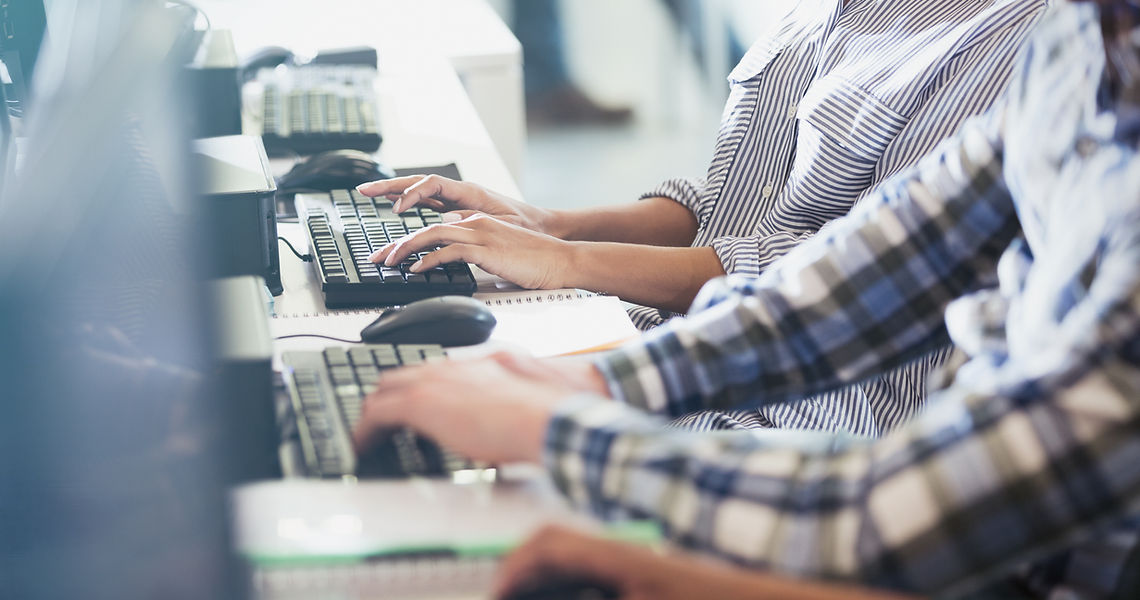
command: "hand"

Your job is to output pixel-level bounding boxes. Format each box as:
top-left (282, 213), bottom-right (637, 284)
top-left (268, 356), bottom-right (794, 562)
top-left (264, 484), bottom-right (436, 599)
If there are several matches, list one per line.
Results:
top-left (351, 353), bottom-right (587, 465)
top-left (369, 214), bottom-right (577, 291)
top-left (492, 353), bottom-right (611, 398)
top-left (495, 525), bottom-right (915, 600)
top-left (356, 175), bottom-right (560, 236)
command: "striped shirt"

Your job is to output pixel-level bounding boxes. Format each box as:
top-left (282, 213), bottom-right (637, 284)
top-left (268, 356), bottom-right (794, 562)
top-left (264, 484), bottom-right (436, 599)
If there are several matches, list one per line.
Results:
top-left (629, 0), bottom-right (1048, 437)
top-left (547, 4), bottom-right (1140, 595)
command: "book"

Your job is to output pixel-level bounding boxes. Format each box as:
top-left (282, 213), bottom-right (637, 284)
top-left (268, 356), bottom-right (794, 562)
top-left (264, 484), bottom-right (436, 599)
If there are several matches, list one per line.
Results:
top-left (270, 290), bottom-right (638, 359)
top-left (234, 477), bottom-right (661, 599)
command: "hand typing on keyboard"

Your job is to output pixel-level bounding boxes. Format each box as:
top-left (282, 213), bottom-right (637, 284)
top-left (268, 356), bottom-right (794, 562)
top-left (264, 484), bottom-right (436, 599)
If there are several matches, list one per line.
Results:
top-left (351, 352), bottom-right (609, 465)
top-left (368, 213), bottom-right (572, 292)
top-left (357, 175), bottom-right (559, 236)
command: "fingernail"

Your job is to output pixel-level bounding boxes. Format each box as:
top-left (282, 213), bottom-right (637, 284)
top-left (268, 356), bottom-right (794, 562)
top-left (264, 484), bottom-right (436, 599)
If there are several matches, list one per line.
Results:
top-left (392, 199), bottom-right (402, 213)
top-left (368, 249), bottom-right (384, 263)
top-left (441, 212), bottom-right (460, 223)
top-left (409, 260), bottom-right (423, 272)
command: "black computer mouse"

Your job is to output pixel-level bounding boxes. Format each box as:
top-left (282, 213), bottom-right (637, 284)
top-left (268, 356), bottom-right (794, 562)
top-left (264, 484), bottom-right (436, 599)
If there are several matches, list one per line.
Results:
top-left (360, 296), bottom-right (496, 347)
top-left (240, 46), bottom-right (295, 81)
top-left (501, 574), bottom-right (620, 600)
top-left (276, 149), bottom-right (396, 192)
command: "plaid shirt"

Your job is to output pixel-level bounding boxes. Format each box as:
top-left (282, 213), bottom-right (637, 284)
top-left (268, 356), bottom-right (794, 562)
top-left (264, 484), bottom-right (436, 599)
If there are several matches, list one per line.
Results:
top-left (544, 4), bottom-right (1140, 597)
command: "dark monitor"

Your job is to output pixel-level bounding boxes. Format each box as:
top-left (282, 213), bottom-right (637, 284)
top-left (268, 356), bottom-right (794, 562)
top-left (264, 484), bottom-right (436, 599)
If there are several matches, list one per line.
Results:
top-left (0, 0), bottom-right (48, 118)
top-left (0, 77), bottom-right (11, 189)
top-left (0, 2), bottom-right (251, 597)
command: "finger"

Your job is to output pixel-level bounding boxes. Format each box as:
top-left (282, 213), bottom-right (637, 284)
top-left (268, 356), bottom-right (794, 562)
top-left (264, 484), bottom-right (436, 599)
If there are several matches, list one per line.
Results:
top-left (383, 224), bottom-right (484, 267)
top-left (394, 174), bottom-right (473, 213)
top-left (368, 241), bottom-right (397, 264)
top-left (441, 209), bottom-right (479, 223)
top-left (356, 175), bottom-right (425, 197)
top-left (407, 243), bottom-right (487, 273)
top-left (351, 396), bottom-right (409, 453)
top-left (489, 352), bottom-right (549, 380)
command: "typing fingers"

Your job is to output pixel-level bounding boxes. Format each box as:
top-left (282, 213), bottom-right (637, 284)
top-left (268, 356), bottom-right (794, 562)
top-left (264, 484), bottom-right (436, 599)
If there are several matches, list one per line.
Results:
top-left (376, 222), bottom-right (485, 267)
top-left (393, 174), bottom-right (479, 213)
top-left (355, 175), bottom-right (425, 198)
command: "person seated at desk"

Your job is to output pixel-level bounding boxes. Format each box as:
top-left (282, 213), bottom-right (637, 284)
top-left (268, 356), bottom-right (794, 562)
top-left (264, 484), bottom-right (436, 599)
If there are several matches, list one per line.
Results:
top-left (359, 0), bottom-right (1049, 437)
top-left (354, 1), bottom-right (1140, 596)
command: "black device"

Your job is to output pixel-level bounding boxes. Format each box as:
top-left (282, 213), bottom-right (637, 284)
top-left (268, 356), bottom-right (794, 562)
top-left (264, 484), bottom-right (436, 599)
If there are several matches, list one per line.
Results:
top-left (244, 45), bottom-right (382, 157)
top-left (296, 188), bottom-right (478, 307)
top-left (502, 575), bottom-right (621, 600)
top-left (360, 296), bottom-right (497, 346)
top-left (239, 45), bottom-right (378, 81)
top-left (194, 134), bottom-right (284, 296)
top-left (0, 76), bottom-right (12, 190)
top-left (209, 275), bottom-right (279, 481)
top-left (185, 28), bottom-right (242, 137)
top-left (0, 0), bottom-right (47, 113)
top-left (280, 344), bottom-right (476, 478)
top-left (277, 148), bottom-right (395, 193)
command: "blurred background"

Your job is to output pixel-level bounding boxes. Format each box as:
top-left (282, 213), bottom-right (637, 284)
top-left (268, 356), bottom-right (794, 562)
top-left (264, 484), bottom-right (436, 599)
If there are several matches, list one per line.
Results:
top-left (488, 0), bottom-right (794, 211)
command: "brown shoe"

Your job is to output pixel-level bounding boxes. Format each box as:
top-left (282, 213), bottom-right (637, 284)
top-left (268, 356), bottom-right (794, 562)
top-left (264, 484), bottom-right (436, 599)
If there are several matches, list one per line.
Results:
top-left (527, 85), bottom-right (634, 127)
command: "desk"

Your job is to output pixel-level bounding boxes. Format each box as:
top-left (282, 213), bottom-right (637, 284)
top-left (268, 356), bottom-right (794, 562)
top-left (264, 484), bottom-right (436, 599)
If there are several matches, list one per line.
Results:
top-left (195, 0), bottom-right (526, 182)
top-left (204, 5), bottom-right (608, 597)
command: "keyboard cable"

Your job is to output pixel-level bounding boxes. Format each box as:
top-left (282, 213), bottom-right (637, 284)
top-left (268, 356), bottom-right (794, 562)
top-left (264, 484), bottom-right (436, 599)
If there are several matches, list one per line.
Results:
top-left (278, 236), bottom-right (313, 262)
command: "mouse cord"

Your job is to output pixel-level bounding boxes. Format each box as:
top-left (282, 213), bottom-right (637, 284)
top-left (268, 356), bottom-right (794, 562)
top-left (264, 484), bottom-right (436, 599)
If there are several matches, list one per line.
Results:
top-left (278, 237), bottom-right (314, 262)
top-left (275, 333), bottom-right (363, 344)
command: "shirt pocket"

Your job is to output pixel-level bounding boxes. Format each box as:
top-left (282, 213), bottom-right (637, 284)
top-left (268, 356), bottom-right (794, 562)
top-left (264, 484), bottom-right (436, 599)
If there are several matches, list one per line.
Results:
top-left (794, 75), bottom-right (909, 161)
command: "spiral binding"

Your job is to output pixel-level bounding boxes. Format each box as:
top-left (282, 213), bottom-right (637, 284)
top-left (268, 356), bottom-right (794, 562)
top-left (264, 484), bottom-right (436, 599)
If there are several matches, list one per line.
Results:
top-left (273, 290), bottom-right (599, 318)
top-left (253, 555), bottom-right (498, 597)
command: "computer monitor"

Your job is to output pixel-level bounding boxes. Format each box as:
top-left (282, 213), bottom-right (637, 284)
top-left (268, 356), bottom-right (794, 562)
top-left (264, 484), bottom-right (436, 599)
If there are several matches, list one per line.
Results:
top-left (0, 76), bottom-right (12, 190)
top-left (0, 2), bottom-right (249, 597)
top-left (0, 0), bottom-right (48, 118)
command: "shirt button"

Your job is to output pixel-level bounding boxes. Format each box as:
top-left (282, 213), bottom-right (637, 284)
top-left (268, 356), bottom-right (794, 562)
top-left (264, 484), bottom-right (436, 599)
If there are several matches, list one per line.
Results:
top-left (762, 184), bottom-right (774, 198)
top-left (787, 103), bottom-right (797, 118)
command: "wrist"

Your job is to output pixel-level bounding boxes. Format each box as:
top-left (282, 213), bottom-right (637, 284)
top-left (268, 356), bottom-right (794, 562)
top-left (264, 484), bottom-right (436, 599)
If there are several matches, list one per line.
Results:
top-left (557, 241), bottom-right (593, 290)
top-left (540, 208), bottom-right (576, 240)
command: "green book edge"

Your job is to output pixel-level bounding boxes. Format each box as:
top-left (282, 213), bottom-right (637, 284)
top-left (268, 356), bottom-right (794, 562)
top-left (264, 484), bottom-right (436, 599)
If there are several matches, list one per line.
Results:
top-left (244, 521), bottom-right (662, 568)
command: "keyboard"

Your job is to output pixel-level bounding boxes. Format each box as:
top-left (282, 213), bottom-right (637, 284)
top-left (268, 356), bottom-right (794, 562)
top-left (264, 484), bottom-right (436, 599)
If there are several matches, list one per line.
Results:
top-left (250, 64), bottom-right (382, 157)
top-left (281, 344), bottom-right (474, 478)
top-left (297, 189), bottom-right (478, 308)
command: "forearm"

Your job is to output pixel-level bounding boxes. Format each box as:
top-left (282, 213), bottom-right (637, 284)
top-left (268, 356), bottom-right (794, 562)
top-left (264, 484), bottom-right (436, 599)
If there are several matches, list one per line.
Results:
top-left (547, 348), bottom-right (1140, 596)
top-left (560, 241), bottom-right (724, 313)
top-left (549, 196), bottom-right (698, 246)
top-left (596, 124), bottom-right (1018, 416)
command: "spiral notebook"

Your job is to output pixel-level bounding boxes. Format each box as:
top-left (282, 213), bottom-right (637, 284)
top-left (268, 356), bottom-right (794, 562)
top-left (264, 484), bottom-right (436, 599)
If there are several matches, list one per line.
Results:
top-left (270, 289), bottom-right (638, 358)
top-left (235, 478), bottom-right (661, 599)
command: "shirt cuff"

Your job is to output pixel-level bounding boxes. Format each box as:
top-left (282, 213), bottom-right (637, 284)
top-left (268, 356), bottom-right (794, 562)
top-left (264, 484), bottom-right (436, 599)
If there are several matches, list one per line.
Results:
top-left (542, 394), bottom-right (665, 518)
top-left (639, 177), bottom-right (707, 224)
top-left (592, 339), bottom-right (672, 414)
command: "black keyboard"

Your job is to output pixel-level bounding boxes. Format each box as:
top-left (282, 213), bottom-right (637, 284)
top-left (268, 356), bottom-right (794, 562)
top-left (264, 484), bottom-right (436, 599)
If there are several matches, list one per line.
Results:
top-left (251, 64), bottom-right (382, 157)
top-left (281, 344), bottom-right (474, 478)
top-left (297, 189), bottom-right (478, 308)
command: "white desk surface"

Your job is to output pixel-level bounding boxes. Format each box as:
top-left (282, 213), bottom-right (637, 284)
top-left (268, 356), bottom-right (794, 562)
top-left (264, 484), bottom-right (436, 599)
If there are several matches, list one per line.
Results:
top-left (196, 0), bottom-right (520, 71)
top-left (196, 0), bottom-right (526, 179)
top-left (205, 6), bottom-right (578, 593)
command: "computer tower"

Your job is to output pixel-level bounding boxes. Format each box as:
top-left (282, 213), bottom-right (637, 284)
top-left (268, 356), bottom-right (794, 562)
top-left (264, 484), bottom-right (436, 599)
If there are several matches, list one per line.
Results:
top-left (194, 135), bottom-right (284, 295)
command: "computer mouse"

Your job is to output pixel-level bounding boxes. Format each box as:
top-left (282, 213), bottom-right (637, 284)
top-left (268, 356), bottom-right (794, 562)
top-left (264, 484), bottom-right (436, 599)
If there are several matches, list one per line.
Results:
top-left (276, 149), bottom-right (396, 192)
top-left (500, 574), bottom-right (620, 600)
top-left (240, 46), bottom-right (295, 81)
top-left (360, 296), bottom-right (496, 347)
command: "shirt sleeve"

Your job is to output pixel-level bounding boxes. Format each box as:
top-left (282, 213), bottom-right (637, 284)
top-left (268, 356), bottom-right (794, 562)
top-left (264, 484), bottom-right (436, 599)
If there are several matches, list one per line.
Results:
top-left (594, 117), bottom-right (1017, 418)
top-left (639, 176), bottom-right (709, 225)
top-left (548, 260), bottom-right (1140, 594)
